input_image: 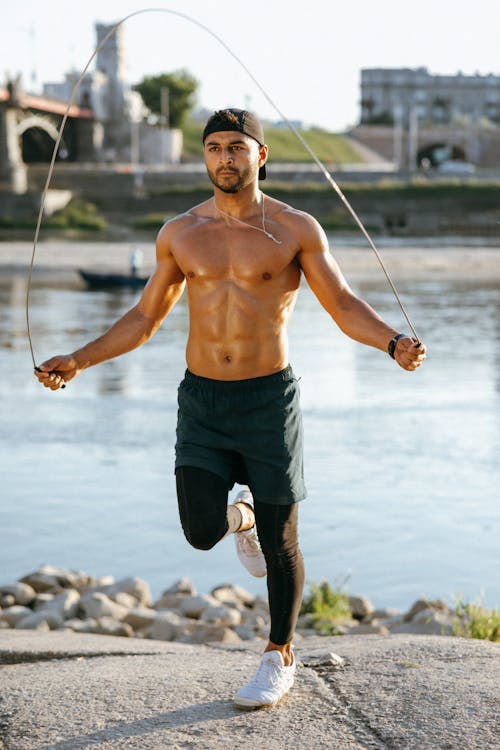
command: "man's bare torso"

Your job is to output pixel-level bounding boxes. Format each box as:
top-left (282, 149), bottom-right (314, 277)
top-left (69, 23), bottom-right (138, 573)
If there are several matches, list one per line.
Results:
top-left (163, 196), bottom-right (303, 380)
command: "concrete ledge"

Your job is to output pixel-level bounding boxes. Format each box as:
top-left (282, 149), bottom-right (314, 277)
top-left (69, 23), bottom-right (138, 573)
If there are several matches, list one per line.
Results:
top-left (0, 631), bottom-right (498, 749)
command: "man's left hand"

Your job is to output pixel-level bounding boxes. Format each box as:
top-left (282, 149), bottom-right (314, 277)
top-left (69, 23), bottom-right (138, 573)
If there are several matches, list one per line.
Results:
top-left (395, 337), bottom-right (427, 371)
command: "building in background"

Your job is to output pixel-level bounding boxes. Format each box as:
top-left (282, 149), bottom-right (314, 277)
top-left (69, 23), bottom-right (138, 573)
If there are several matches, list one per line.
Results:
top-left (360, 67), bottom-right (500, 128)
top-left (42, 22), bottom-right (181, 165)
top-left (351, 67), bottom-right (500, 170)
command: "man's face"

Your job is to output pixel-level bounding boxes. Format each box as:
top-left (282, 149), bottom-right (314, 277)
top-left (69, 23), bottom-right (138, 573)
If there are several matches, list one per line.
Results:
top-left (204, 131), bottom-right (267, 193)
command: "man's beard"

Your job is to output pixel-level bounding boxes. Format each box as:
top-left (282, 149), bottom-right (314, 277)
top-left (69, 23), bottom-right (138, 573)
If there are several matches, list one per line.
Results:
top-left (207, 165), bottom-right (255, 193)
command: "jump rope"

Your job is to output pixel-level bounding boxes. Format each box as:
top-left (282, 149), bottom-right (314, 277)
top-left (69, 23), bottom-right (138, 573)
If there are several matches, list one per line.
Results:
top-left (27, 6), bottom-right (421, 385)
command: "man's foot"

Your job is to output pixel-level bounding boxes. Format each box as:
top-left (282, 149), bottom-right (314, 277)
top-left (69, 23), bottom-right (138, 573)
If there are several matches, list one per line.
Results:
top-left (234, 650), bottom-right (296, 709)
top-left (233, 489), bottom-right (266, 578)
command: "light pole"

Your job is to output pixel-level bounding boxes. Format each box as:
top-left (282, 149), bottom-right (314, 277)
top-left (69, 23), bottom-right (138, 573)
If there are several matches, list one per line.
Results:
top-left (408, 104), bottom-right (418, 173)
top-left (160, 86), bottom-right (170, 164)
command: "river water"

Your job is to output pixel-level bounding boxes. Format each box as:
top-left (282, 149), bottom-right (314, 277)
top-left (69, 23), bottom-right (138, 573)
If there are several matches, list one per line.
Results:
top-left (1, 241), bottom-right (499, 610)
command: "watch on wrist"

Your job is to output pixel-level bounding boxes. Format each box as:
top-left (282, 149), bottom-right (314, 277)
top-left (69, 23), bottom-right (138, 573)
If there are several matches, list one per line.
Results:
top-left (388, 333), bottom-right (406, 359)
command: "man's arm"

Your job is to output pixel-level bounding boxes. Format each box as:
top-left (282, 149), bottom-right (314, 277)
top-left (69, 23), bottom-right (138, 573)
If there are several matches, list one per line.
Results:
top-left (295, 213), bottom-right (426, 371)
top-left (35, 223), bottom-right (186, 390)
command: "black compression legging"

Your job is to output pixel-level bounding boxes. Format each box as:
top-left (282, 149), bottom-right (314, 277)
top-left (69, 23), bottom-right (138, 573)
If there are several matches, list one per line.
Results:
top-left (175, 466), bottom-right (305, 645)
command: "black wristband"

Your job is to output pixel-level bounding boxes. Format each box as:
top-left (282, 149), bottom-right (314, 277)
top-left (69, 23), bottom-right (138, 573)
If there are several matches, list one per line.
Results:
top-left (388, 333), bottom-right (407, 359)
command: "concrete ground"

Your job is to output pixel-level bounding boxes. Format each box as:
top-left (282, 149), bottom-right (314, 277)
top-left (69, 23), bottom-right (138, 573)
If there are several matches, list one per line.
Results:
top-left (0, 631), bottom-right (498, 750)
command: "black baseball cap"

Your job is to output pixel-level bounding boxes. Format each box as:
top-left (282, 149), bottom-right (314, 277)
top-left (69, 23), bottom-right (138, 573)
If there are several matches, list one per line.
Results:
top-left (202, 108), bottom-right (267, 180)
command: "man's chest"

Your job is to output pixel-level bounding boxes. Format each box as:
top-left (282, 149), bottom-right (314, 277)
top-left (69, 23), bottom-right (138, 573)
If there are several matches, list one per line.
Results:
top-left (172, 229), bottom-right (300, 284)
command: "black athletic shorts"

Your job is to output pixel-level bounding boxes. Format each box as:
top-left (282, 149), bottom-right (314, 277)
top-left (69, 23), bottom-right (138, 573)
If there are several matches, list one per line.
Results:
top-left (175, 365), bottom-right (306, 505)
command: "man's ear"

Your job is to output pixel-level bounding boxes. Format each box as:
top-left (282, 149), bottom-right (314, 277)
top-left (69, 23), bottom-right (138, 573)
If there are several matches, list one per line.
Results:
top-left (258, 143), bottom-right (269, 168)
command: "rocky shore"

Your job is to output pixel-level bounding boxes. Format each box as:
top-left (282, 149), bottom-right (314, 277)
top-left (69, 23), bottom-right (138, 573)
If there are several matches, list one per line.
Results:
top-left (0, 564), bottom-right (458, 644)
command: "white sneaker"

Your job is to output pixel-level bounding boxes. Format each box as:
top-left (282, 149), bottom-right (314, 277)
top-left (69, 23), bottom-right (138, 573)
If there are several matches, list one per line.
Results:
top-left (234, 650), bottom-right (296, 709)
top-left (233, 489), bottom-right (266, 578)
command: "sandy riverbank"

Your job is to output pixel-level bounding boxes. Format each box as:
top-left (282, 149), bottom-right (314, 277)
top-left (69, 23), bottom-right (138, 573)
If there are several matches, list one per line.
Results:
top-left (1, 238), bottom-right (500, 281)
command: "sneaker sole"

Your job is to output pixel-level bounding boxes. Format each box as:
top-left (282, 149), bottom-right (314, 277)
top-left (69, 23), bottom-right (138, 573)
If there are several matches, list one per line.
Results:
top-left (233, 697), bottom-right (278, 710)
top-left (234, 689), bottom-right (293, 710)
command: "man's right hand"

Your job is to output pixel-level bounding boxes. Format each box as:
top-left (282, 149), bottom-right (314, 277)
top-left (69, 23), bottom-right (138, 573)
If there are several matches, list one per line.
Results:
top-left (35, 355), bottom-right (80, 390)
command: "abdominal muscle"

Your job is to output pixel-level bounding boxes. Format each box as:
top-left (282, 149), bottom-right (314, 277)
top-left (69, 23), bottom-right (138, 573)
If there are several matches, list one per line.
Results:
top-left (185, 280), bottom-right (296, 380)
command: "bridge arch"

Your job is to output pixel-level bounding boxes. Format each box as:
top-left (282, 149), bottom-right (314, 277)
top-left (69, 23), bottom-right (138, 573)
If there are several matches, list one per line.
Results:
top-left (15, 113), bottom-right (69, 163)
top-left (417, 141), bottom-right (467, 168)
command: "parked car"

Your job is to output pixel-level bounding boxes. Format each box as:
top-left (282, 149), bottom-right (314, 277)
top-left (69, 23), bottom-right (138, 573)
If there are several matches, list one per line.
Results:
top-left (437, 160), bottom-right (476, 174)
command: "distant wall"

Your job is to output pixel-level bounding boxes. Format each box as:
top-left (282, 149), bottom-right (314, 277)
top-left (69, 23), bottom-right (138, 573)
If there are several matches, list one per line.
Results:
top-left (350, 125), bottom-right (500, 168)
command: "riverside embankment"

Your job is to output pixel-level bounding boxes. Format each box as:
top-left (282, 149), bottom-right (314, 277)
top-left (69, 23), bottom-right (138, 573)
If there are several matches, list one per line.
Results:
top-left (0, 565), bottom-right (499, 748)
top-left (3, 165), bottom-right (500, 238)
top-left (0, 564), bottom-right (471, 643)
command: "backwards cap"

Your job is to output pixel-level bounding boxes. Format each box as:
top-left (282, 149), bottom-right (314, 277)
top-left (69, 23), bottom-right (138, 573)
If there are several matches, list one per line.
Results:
top-left (202, 108), bottom-right (267, 180)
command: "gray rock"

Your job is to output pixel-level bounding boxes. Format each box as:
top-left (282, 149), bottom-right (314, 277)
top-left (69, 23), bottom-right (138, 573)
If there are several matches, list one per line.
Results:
top-left (42, 590), bottom-right (80, 620)
top-left (93, 617), bottom-right (134, 638)
top-left (175, 622), bottom-right (241, 644)
top-left (33, 593), bottom-right (55, 610)
top-left (253, 594), bottom-right (270, 613)
top-left (153, 592), bottom-right (190, 610)
top-left (79, 592), bottom-right (128, 621)
top-left (200, 604), bottom-right (242, 627)
top-left (16, 611), bottom-right (64, 630)
top-left (0, 605), bottom-right (32, 627)
top-left (368, 607), bottom-right (401, 622)
top-left (150, 611), bottom-right (184, 641)
top-left (349, 595), bottom-right (375, 620)
top-left (179, 594), bottom-right (218, 619)
top-left (240, 610), bottom-right (268, 631)
top-left (96, 575), bottom-right (115, 586)
top-left (404, 598), bottom-right (452, 622)
top-left (301, 652), bottom-right (346, 669)
top-left (412, 608), bottom-right (454, 635)
top-left (112, 592), bottom-right (138, 609)
top-left (64, 618), bottom-right (98, 633)
top-left (0, 594), bottom-right (15, 608)
top-left (296, 613), bottom-right (316, 628)
top-left (390, 609), bottom-right (454, 636)
top-left (17, 618), bottom-right (51, 632)
top-left (211, 584), bottom-right (255, 607)
top-left (163, 578), bottom-right (196, 596)
top-left (379, 614), bottom-right (407, 629)
top-left (19, 572), bottom-right (61, 593)
top-left (21, 565), bottom-right (94, 592)
top-left (90, 577), bottom-right (151, 607)
top-left (0, 582), bottom-right (36, 606)
top-left (124, 607), bottom-right (159, 630)
top-left (234, 625), bottom-right (259, 641)
top-left (348, 622), bottom-right (390, 636)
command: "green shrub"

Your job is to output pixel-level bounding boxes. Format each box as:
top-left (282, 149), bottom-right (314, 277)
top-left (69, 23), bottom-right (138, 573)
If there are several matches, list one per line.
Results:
top-left (132, 213), bottom-right (174, 230)
top-left (47, 199), bottom-right (107, 231)
top-left (300, 579), bottom-right (353, 635)
top-left (453, 597), bottom-right (500, 642)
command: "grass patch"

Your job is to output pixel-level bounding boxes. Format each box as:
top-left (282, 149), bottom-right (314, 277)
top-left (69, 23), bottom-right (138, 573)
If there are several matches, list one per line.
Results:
top-left (181, 120), bottom-right (362, 163)
top-left (47, 199), bottom-right (107, 231)
top-left (300, 579), bottom-right (353, 635)
top-left (0, 199), bottom-right (107, 231)
top-left (132, 212), bottom-right (175, 230)
top-left (452, 597), bottom-right (500, 642)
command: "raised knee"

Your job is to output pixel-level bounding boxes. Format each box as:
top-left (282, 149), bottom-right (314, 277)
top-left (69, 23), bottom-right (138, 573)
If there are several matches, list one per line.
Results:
top-left (183, 528), bottom-right (220, 551)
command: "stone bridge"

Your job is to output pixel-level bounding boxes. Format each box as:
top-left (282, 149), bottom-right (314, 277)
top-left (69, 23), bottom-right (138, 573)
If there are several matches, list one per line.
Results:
top-left (0, 79), bottom-right (96, 194)
top-left (350, 124), bottom-right (500, 170)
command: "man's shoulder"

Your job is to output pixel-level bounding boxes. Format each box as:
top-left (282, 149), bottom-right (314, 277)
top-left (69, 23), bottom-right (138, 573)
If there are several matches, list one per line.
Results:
top-left (267, 196), bottom-right (322, 234)
top-left (157, 200), bottom-right (213, 242)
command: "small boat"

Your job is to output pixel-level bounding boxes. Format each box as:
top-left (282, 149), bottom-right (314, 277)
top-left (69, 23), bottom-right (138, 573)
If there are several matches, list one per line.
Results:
top-left (78, 269), bottom-right (149, 289)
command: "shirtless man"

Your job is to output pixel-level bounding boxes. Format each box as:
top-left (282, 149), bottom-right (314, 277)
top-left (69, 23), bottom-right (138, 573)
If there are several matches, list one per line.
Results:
top-left (36, 108), bottom-right (426, 709)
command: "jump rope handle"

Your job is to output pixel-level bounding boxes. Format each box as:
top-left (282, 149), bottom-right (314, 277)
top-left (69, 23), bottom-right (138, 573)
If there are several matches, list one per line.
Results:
top-left (34, 366), bottom-right (66, 389)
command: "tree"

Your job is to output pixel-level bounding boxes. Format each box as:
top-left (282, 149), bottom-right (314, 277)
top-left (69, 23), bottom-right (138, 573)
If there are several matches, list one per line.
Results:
top-left (133, 70), bottom-right (198, 128)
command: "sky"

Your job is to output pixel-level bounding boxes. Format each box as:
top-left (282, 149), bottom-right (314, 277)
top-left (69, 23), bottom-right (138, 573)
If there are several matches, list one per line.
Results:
top-left (2, 0), bottom-right (500, 132)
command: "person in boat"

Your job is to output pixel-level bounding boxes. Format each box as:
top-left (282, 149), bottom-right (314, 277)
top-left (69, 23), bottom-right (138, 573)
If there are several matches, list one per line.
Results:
top-left (129, 248), bottom-right (144, 277)
top-left (35, 108), bottom-right (426, 709)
